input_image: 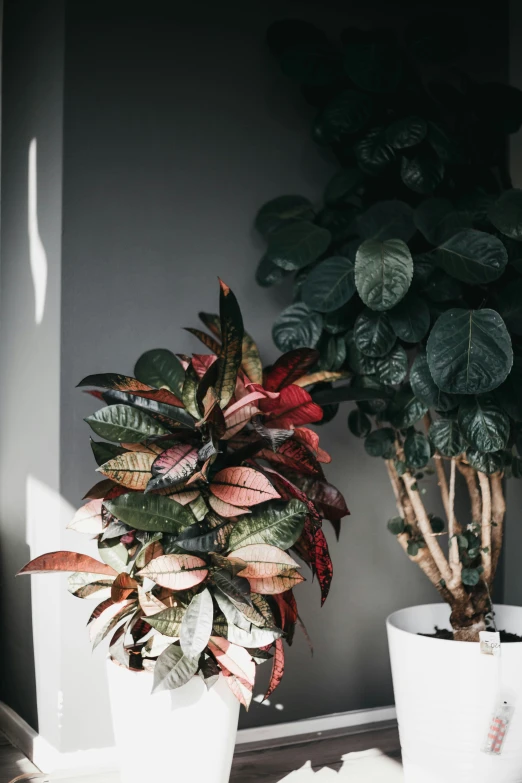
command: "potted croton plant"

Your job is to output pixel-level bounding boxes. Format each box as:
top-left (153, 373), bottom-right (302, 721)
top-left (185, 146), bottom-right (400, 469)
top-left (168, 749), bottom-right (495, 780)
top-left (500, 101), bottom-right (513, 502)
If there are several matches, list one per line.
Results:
top-left (253, 15), bottom-right (522, 783)
top-left (18, 280), bottom-right (348, 783)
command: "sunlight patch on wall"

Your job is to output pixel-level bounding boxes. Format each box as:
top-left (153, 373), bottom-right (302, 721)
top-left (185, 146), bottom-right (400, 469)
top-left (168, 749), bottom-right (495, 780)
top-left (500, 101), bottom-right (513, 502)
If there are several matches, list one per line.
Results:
top-left (28, 138), bottom-right (48, 325)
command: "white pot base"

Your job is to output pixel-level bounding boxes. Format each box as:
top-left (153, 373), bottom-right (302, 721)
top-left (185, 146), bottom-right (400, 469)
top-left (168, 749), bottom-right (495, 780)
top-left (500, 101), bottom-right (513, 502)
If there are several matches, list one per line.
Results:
top-left (387, 604), bottom-right (522, 783)
top-left (106, 660), bottom-right (240, 783)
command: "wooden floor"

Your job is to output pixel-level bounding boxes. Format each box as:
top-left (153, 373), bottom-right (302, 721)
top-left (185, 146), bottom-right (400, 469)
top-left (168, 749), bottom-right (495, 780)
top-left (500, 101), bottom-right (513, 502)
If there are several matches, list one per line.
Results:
top-left (0, 721), bottom-right (401, 782)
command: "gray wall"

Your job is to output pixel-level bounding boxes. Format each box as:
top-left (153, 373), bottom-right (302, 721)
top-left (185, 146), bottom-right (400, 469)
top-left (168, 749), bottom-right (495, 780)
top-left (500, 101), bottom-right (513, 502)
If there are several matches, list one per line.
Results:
top-left (59, 0), bottom-right (508, 746)
top-left (0, 0), bottom-right (510, 758)
top-left (0, 0), bottom-right (64, 742)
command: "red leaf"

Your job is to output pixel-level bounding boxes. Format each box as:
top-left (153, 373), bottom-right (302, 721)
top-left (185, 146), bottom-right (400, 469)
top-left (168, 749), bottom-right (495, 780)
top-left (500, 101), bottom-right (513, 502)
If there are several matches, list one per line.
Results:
top-left (260, 385), bottom-right (323, 429)
top-left (185, 328), bottom-right (221, 356)
top-left (264, 349), bottom-right (320, 392)
top-left (148, 444), bottom-right (199, 491)
top-left (191, 353), bottom-right (218, 379)
top-left (210, 467), bottom-right (280, 507)
top-left (274, 590), bottom-right (298, 631)
top-left (224, 391), bottom-right (266, 417)
top-left (257, 440), bottom-right (323, 477)
top-left (223, 673), bottom-right (253, 709)
top-left (296, 477), bottom-right (350, 523)
top-left (111, 573), bottom-right (138, 603)
top-left (78, 374), bottom-right (152, 392)
top-left (222, 404), bottom-right (259, 440)
top-left (82, 478), bottom-right (116, 500)
top-left (264, 638), bottom-right (285, 700)
top-left (292, 427), bottom-right (331, 463)
top-left (18, 552), bottom-right (118, 577)
top-left (314, 528), bottom-right (333, 606)
top-left (129, 388), bottom-right (184, 408)
top-left (261, 468), bottom-right (321, 521)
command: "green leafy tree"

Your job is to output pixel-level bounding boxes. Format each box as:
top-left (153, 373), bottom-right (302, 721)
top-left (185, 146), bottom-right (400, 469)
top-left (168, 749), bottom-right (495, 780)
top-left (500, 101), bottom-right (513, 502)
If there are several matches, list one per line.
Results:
top-left (254, 16), bottom-right (522, 640)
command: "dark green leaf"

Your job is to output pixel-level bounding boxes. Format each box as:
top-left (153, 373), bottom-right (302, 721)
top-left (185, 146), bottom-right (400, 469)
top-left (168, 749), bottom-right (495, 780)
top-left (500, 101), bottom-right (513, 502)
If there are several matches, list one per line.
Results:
top-left (373, 345), bottom-right (408, 385)
top-left (400, 155), bottom-right (444, 194)
top-left (488, 189), bottom-right (522, 241)
top-left (496, 280), bottom-right (522, 336)
top-left (301, 256), bottom-right (355, 313)
top-left (355, 127), bottom-right (395, 175)
top-left (388, 388), bottom-right (428, 429)
top-left (85, 405), bottom-right (168, 443)
top-left (267, 221), bottom-right (331, 271)
top-left (364, 428), bottom-right (396, 459)
top-left (313, 381), bottom-right (391, 405)
top-left (348, 409), bottom-right (371, 438)
top-left (410, 352), bottom-right (459, 412)
top-left (495, 356), bottom-right (522, 421)
top-left (101, 389), bottom-right (195, 429)
top-left (324, 169), bottom-right (365, 204)
top-left (256, 255), bottom-right (290, 287)
top-left (347, 340), bottom-right (377, 375)
top-left (148, 606), bottom-right (186, 637)
top-left (357, 200), bottom-right (415, 243)
top-left (134, 350), bottom-right (185, 397)
top-left (461, 568), bottom-right (480, 587)
top-left (152, 644), bottom-right (199, 693)
top-left (386, 116), bottom-right (427, 149)
top-left (430, 516), bottom-right (445, 534)
top-left (429, 419), bottom-right (464, 457)
top-left (434, 230), bottom-right (508, 284)
top-left (458, 397), bottom-right (510, 453)
top-left (182, 363), bottom-right (200, 419)
top-left (353, 309), bottom-right (396, 357)
top-left (90, 439), bottom-right (125, 467)
top-left (407, 540), bottom-right (420, 556)
top-left (179, 589), bottom-right (214, 658)
top-left (388, 295), bottom-right (430, 343)
top-left (387, 516), bottom-right (405, 535)
top-left (104, 493), bottom-right (195, 533)
top-left (227, 499), bottom-right (307, 550)
top-left (426, 309), bottom-right (513, 394)
top-left (404, 431), bottom-right (431, 469)
top-left (413, 198), bottom-right (453, 244)
top-left (255, 195), bottom-right (314, 236)
top-left (318, 334), bottom-right (346, 372)
top-left (216, 280), bottom-right (244, 408)
top-left (272, 303), bottom-right (323, 352)
top-left (423, 269), bottom-right (462, 303)
top-left (212, 569), bottom-right (252, 607)
top-left (313, 91), bottom-right (373, 144)
top-left (355, 239), bottom-right (413, 311)
top-left (356, 376), bottom-right (392, 414)
top-left (466, 449), bottom-right (504, 475)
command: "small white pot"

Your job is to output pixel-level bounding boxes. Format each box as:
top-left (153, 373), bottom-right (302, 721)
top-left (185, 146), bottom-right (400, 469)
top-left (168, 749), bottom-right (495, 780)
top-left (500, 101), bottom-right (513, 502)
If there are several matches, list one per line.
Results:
top-left (387, 603), bottom-right (522, 783)
top-left (106, 660), bottom-right (240, 783)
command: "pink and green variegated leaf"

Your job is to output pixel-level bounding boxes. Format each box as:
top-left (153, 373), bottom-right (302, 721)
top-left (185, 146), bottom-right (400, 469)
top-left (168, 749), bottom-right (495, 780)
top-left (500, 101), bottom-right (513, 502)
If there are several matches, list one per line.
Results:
top-left (294, 370), bottom-right (348, 387)
top-left (227, 545), bottom-right (300, 578)
top-left (82, 478), bottom-right (117, 500)
top-left (215, 280), bottom-right (244, 409)
top-left (98, 451), bottom-right (155, 491)
top-left (264, 349), bottom-right (320, 392)
top-left (67, 572), bottom-right (114, 599)
top-left (135, 539), bottom-right (164, 570)
top-left (208, 636), bottom-right (255, 685)
top-left (128, 387), bottom-right (184, 408)
top-left (224, 673), bottom-right (253, 709)
top-left (260, 385), bottom-right (323, 429)
top-left (111, 573), bottom-right (138, 603)
top-left (291, 476), bottom-right (349, 524)
top-left (246, 570), bottom-right (305, 595)
top-left (78, 374), bottom-right (152, 392)
top-left (314, 528), bottom-right (333, 606)
top-left (192, 353), bottom-right (219, 380)
top-left (292, 427), bottom-right (332, 464)
top-left (88, 598), bottom-right (136, 649)
top-left (160, 487), bottom-right (200, 505)
top-left (224, 392), bottom-right (267, 418)
top-left (185, 328), bottom-right (221, 356)
top-left (264, 638), bottom-right (285, 700)
top-left (138, 554), bottom-right (208, 590)
top-left (253, 467), bottom-right (320, 522)
top-left (241, 332), bottom-right (263, 385)
top-left (121, 442), bottom-right (157, 455)
top-left (258, 440), bottom-right (323, 477)
top-left (18, 551), bottom-right (118, 577)
top-left (146, 444), bottom-right (199, 493)
top-left (208, 494), bottom-right (251, 518)
top-left (138, 585), bottom-right (167, 617)
top-left (222, 404), bottom-right (259, 440)
top-left (67, 499), bottom-right (104, 534)
top-left (210, 467), bottom-right (280, 507)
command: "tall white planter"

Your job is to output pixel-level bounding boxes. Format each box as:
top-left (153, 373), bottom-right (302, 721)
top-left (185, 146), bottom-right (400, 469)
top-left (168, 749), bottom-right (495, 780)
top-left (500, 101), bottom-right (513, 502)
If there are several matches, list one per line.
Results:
top-left (387, 604), bottom-right (522, 783)
top-left (106, 660), bottom-right (240, 783)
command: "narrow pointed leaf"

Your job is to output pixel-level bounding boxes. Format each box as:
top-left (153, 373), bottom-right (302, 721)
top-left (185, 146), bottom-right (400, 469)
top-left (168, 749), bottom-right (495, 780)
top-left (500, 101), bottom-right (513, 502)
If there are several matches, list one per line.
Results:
top-left (152, 644), bottom-right (199, 693)
top-left (247, 570), bottom-right (304, 594)
top-left (228, 545), bottom-right (300, 578)
top-left (227, 499), bottom-right (307, 550)
top-left (85, 404), bottom-right (168, 443)
top-left (138, 554), bottom-right (208, 590)
top-left (208, 637), bottom-right (255, 685)
top-left (215, 280), bottom-right (244, 408)
top-left (146, 444), bottom-right (199, 492)
top-left (264, 348), bottom-right (319, 392)
top-left (264, 638), bottom-right (285, 700)
top-left (78, 374), bottom-right (152, 392)
top-left (313, 528), bottom-right (333, 605)
top-left (179, 589), bottom-right (214, 657)
top-left (68, 572), bottom-right (114, 599)
top-left (241, 332), bottom-right (263, 385)
top-left (208, 495), bottom-right (251, 518)
top-left (98, 451), bottom-right (155, 491)
top-left (104, 493), bottom-right (196, 533)
top-left (18, 551), bottom-right (117, 577)
top-left (210, 467), bottom-right (280, 507)
top-left (147, 605), bottom-right (186, 636)
top-left (260, 385), bottom-right (323, 428)
top-left (90, 439), bottom-right (126, 467)
top-left (224, 674), bottom-right (253, 709)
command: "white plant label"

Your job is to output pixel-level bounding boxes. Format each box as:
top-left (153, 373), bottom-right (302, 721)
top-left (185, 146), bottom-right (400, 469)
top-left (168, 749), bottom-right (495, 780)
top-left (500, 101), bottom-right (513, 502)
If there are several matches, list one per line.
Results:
top-left (479, 630), bottom-right (501, 657)
top-left (482, 701), bottom-right (514, 755)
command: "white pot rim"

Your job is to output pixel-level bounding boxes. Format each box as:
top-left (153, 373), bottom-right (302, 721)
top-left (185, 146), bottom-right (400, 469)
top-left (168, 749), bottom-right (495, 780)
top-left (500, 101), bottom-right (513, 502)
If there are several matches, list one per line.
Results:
top-left (386, 602), bottom-right (522, 646)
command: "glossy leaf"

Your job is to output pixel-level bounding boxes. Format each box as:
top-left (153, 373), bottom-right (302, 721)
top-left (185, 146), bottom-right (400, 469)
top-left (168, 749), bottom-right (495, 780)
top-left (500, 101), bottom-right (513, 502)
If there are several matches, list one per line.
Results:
top-left (85, 404), bottom-right (168, 443)
top-left (146, 444), bottom-right (199, 492)
top-left (247, 570), bottom-right (304, 594)
top-left (400, 154), bottom-right (444, 194)
top-left (348, 409), bottom-right (371, 438)
top-left (354, 127), bottom-right (395, 174)
top-left (181, 363), bottom-right (201, 420)
top-left (466, 449), bottom-right (504, 476)
top-left (410, 352), bottom-right (459, 412)
top-left (260, 385), bottom-right (322, 429)
top-left (138, 554), bottom-right (208, 590)
top-left (386, 116), bottom-right (427, 149)
top-left (388, 295), bottom-right (430, 343)
top-left (357, 200), bottom-right (415, 243)
top-left (179, 589), bottom-right (214, 658)
top-left (111, 573), bottom-right (138, 603)
top-left (272, 303), bottom-right (323, 352)
top-left (264, 348), bottom-right (319, 392)
top-left (488, 189), bottom-right (522, 241)
top-left (365, 428), bottom-right (395, 459)
top-left (241, 332), bottom-right (263, 385)
top-left (313, 90), bottom-right (373, 143)
top-left (404, 431), bottom-right (431, 469)
top-left (264, 638), bottom-right (285, 700)
top-left (98, 451), bottom-right (155, 491)
top-left (458, 397), bottom-right (510, 453)
top-left (255, 195), bottom-right (314, 236)
top-left (216, 279), bottom-right (244, 408)
top-left (134, 349), bottom-right (185, 397)
top-left (78, 374), bottom-right (151, 393)
top-left (429, 419), bottom-right (465, 458)
top-left (90, 439), bottom-right (126, 467)
top-left (434, 230), bottom-right (508, 284)
top-left (354, 309), bottom-right (396, 357)
top-left (301, 256), bottom-right (355, 313)
top-left (68, 572), bottom-right (114, 600)
top-left (257, 439), bottom-right (322, 477)
top-left (224, 674), bottom-right (253, 709)
top-left (227, 499), bottom-right (307, 550)
top-left (387, 388), bottom-right (428, 429)
top-left (227, 545), bottom-right (300, 578)
top-left (355, 239), bottom-right (413, 312)
top-left (147, 605), bottom-right (186, 637)
top-left (152, 644), bottom-right (199, 693)
top-left (104, 492), bottom-right (195, 533)
top-left (427, 309), bottom-right (513, 394)
top-left (18, 551), bottom-right (117, 577)
top-left (210, 467), bottom-right (280, 507)
top-left (374, 345), bottom-right (408, 385)
top-left (266, 221), bottom-right (331, 271)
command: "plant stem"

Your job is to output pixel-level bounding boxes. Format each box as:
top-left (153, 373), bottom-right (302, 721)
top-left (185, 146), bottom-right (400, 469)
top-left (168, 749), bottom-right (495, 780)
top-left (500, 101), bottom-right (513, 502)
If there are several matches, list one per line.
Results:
top-left (433, 454), bottom-right (461, 534)
top-left (457, 460), bottom-right (482, 524)
top-left (478, 472), bottom-right (492, 584)
top-left (490, 473), bottom-right (506, 581)
top-left (448, 458), bottom-right (461, 582)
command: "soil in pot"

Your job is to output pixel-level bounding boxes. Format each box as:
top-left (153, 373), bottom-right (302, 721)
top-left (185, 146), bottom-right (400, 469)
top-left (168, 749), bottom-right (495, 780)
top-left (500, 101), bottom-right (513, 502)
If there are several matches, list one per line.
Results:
top-left (420, 627), bottom-right (522, 642)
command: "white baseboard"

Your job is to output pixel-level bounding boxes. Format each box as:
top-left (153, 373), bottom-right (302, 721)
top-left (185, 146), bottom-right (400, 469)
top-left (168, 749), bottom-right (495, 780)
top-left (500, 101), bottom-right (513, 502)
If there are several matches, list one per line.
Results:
top-left (0, 699), bottom-right (396, 774)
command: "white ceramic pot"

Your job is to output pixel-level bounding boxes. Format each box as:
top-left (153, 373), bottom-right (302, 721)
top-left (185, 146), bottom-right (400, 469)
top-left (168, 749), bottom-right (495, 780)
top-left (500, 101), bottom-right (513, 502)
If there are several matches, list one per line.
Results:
top-left (387, 603), bottom-right (522, 783)
top-left (106, 660), bottom-right (240, 783)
